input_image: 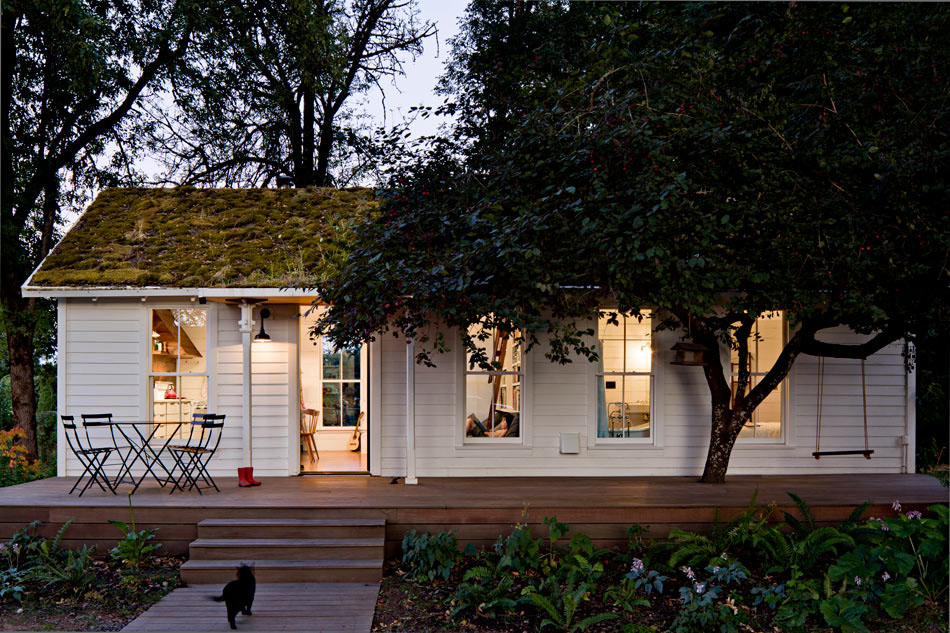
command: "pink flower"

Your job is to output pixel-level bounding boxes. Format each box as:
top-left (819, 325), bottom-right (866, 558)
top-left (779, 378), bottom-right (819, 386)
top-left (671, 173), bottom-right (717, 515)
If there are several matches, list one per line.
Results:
top-left (630, 558), bottom-right (644, 574)
top-left (881, 571), bottom-right (891, 582)
top-left (681, 566), bottom-right (696, 580)
top-left (906, 510), bottom-right (922, 520)
top-left (892, 500), bottom-right (902, 512)
top-left (854, 576), bottom-right (862, 586)
top-left (880, 523), bottom-right (889, 532)
top-left (695, 583), bottom-right (705, 594)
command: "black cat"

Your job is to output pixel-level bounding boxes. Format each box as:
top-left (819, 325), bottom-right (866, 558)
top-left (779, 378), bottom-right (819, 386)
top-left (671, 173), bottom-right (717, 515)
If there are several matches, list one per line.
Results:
top-left (210, 564), bottom-right (256, 629)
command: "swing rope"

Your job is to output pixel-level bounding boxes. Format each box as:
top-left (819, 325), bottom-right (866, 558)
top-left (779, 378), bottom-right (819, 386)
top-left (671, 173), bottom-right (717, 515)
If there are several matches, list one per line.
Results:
top-left (813, 357), bottom-right (874, 460)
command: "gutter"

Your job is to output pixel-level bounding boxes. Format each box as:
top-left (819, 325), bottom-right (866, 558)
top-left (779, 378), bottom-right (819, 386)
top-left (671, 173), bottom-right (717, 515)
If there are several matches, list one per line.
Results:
top-left (21, 286), bottom-right (322, 299)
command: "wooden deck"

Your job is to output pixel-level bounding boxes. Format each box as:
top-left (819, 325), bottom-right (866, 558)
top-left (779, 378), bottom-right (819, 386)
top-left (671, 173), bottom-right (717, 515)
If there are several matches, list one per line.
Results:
top-left (0, 474), bottom-right (945, 557)
top-left (121, 583), bottom-right (379, 632)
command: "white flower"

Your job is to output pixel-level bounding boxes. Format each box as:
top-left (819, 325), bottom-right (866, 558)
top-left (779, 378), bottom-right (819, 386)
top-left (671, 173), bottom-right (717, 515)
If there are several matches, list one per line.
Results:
top-left (892, 500), bottom-right (902, 512)
top-left (906, 510), bottom-right (922, 520)
top-left (720, 552), bottom-right (728, 561)
top-left (630, 558), bottom-right (644, 574)
top-left (881, 523), bottom-right (889, 532)
top-left (711, 566), bottom-right (721, 574)
top-left (854, 576), bottom-right (862, 586)
top-left (681, 566), bottom-right (696, 580)
top-left (695, 583), bottom-right (705, 594)
top-left (881, 571), bottom-right (891, 582)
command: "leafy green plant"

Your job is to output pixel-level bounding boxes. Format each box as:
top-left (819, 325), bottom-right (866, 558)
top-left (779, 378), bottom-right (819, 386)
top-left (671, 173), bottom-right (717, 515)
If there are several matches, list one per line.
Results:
top-left (401, 529), bottom-right (467, 581)
top-left (819, 593), bottom-right (871, 633)
top-left (774, 566), bottom-right (823, 632)
top-left (0, 567), bottom-right (29, 601)
top-left (109, 494), bottom-right (161, 568)
top-left (671, 559), bottom-right (748, 633)
top-left (448, 565), bottom-right (518, 620)
top-left (30, 523), bottom-right (97, 598)
top-left (494, 518), bottom-right (544, 575)
top-left (522, 582), bottom-right (618, 632)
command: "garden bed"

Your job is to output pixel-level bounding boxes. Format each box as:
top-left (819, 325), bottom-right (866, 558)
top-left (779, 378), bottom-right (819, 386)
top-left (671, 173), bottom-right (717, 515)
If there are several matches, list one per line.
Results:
top-left (373, 498), bottom-right (949, 633)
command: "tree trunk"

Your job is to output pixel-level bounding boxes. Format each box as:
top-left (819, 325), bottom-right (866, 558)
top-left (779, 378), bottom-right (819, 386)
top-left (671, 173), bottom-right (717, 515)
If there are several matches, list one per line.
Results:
top-left (298, 83), bottom-right (315, 187)
top-left (700, 401), bottom-right (736, 483)
top-left (314, 114), bottom-right (334, 187)
top-left (4, 308), bottom-right (39, 461)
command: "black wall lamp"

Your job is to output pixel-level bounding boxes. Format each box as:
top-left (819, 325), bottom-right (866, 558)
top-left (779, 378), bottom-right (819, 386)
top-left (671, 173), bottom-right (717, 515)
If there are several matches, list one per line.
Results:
top-left (255, 308), bottom-right (272, 342)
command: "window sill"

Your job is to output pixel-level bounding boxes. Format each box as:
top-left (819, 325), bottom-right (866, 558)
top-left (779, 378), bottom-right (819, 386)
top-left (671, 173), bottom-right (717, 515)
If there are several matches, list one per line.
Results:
top-left (456, 441), bottom-right (530, 450)
top-left (588, 441), bottom-right (661, 450)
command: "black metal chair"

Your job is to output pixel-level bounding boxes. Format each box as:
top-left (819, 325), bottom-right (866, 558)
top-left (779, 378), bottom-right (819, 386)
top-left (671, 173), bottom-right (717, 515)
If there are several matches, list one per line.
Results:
top-left (61, 415), bottom-right (116, 496)
top-left (167, 414), bottom-right (225, 494)
top-left (80, 413), bottom-right (134, 482)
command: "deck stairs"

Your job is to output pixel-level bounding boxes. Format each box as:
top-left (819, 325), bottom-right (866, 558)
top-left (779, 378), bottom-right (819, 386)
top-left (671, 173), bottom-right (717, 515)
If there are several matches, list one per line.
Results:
top-left (180, 518), bottom-right (385, 585)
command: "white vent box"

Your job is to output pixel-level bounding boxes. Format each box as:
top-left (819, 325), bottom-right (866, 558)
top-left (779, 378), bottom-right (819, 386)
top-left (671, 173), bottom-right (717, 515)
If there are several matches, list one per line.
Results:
top-left (560, 432), bottom-right (580, 454)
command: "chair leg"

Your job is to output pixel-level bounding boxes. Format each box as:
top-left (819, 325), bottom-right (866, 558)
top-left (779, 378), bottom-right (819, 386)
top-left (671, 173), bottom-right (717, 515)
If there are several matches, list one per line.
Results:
top-left (192, 455), bottom-right (219, 492)
top-left (310, 435), bottom-right (319, 460)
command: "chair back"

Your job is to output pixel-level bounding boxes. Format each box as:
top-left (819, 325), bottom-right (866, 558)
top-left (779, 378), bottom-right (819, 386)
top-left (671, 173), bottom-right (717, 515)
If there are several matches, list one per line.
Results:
top-left (62, 415), bottom-right (87, 455)
top-left (82, 412), bottom-right (115, 447)
top-left (301, 408), bottom-right (320, 435)
top-left (191, 413), bottom-right (225, 453)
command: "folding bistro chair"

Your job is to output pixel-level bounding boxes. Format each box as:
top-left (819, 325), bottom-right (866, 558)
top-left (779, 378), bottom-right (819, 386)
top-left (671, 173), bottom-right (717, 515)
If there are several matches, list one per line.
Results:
top-left (80, 413), bottom-right (133, 482)
top-left (167, 414), bottom-right (225, 494)
top-left (61, 415), bottom-right (116, 496)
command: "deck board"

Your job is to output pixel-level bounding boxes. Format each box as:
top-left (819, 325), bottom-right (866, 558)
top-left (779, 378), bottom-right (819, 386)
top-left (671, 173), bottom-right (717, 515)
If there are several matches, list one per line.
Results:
top-left (1, 474), bottom-right (945, 557)
top-left (121, 583), bottom-right (379, 633)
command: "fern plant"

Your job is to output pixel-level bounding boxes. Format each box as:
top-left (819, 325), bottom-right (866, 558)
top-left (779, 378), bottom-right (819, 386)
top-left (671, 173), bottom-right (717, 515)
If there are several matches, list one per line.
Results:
top-left (449, 565), bottom-right (518, 620)
top-left (522, 582), bottom-right (618, 632)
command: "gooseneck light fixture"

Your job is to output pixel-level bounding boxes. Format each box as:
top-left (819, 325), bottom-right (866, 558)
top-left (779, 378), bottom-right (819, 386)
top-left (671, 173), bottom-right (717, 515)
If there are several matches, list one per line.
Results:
top-left (254, 308), bottom-right (272, 342)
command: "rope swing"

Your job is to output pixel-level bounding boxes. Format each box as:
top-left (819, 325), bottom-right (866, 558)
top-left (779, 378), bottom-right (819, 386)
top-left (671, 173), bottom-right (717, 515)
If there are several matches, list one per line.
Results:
top-left (813, 357), bottom-right (874, 459)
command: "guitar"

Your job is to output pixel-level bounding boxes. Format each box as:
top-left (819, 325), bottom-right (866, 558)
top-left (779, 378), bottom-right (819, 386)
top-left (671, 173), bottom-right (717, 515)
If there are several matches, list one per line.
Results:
top-left (347, 412), bottom-right (365, 452)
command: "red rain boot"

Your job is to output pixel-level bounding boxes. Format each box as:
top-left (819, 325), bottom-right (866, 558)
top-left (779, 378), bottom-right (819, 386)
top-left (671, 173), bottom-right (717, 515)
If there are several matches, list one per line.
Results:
top-left (246, 467), bottom-right (262, 486)
top-left (237, 467), bottom-right (253, 487)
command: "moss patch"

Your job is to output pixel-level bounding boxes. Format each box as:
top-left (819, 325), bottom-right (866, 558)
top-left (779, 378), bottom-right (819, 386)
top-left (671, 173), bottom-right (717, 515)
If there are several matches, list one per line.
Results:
top-left (31, 187), bottom-right (377, 288)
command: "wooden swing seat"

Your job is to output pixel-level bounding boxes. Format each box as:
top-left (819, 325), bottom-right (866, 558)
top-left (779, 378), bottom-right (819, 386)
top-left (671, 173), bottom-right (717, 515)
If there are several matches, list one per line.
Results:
top-left (813, 449), bottom-right (874, 460)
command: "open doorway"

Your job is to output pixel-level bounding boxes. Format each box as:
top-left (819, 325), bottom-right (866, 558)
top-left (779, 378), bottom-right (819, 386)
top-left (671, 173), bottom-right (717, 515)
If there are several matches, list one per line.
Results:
top-left (298, 306), bottom-right (368, 473)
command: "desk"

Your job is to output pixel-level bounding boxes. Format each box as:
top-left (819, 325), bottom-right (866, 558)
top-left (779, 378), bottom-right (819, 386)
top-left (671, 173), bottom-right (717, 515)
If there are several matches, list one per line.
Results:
top-left (97, 421), bottom-right (184, 493)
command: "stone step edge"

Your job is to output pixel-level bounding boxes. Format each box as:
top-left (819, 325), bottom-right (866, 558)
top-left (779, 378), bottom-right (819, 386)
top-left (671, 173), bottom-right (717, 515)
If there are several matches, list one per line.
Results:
top-left (197, 518), bottom-right (386, 527)
top-left (190, 538), bottom-right (384, 548)
top-left (181, 559), bottom-right (382, 569)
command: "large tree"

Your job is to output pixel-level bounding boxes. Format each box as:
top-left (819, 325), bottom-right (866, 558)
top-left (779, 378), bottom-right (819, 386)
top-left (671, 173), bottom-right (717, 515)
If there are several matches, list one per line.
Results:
top-left (314, 2), bottom-right (950, 482)
top-left (1, 0), bottom-right (196, 459)
top-left (147, 0), bottom-right (435, 187)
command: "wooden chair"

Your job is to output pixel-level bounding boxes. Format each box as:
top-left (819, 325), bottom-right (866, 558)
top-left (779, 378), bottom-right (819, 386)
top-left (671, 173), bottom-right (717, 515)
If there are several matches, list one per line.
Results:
top-left (301, 408), bottom-right (320, 462)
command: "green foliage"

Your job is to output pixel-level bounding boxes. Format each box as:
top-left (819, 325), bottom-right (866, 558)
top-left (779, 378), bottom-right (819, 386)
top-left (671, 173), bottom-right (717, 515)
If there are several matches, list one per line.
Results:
top-left (400, 529), bottom-right (464, 582)
top-left (522, 582), bottom-right (618, 633)
top-left (108, 495), bottom-right (161, 569)
top-left (448, 564), bottom-right (518, 620)
top-left (671, 560), bottom-right (749, 633)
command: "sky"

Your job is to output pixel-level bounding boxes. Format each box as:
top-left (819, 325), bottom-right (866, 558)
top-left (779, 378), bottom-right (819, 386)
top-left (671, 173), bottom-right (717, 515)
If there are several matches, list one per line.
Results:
top-left (357, 0), bottom-right (467, 140)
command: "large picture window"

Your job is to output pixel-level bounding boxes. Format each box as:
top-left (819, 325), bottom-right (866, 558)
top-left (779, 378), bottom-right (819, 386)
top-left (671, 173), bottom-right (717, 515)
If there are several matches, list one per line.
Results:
top-left (731, 313), bottom-right (785, 440)
top-left (149, 308), bottom-right (208, 439)
top-left (463, 325), bottom-right (522, 440)
top-left (596, 311), bottom-right (652, 439)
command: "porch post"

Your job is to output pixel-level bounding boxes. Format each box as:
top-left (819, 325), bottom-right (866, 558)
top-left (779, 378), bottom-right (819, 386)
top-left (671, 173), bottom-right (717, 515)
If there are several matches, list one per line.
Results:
top-left (405, 338), bottom-right (418, 484)
top-left (239, 302), bottom-right (255, 467)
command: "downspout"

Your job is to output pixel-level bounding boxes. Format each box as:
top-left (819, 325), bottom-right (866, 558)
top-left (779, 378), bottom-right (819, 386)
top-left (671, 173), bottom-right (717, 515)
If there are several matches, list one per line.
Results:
top-left (405, 338), bottom-right (418, 484)
top-left (239, 302), bottom-right (255, 467)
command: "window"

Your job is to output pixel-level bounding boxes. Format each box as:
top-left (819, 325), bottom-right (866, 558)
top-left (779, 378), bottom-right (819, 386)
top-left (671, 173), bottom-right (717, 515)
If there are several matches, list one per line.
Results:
top-left (149, 308), bottom-right (208, 439)
top-left (321, 339), bottom-right (361, 427)
top-left (463, 325), bottom-right (522, 440)
top-left (731, 313), bottom-right (785, 440)
top-left (596, 311), bottom-right (652, 439)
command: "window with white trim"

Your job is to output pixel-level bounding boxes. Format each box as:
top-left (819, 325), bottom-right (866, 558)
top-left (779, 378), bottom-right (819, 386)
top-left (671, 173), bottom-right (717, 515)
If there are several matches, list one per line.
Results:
top-left (596, 311), bottom-right (653, 439)
top-left (149, 308), bottom-right (208, 439)
top-left (462, 325), bottom-right (522, 440)
top-left (731, 313), bottom-right (785, 440)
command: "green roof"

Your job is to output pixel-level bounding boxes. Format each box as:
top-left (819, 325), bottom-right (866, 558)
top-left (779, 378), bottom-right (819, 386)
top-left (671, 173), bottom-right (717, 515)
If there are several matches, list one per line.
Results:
top-left (29, 186), bottom-right (377, 288)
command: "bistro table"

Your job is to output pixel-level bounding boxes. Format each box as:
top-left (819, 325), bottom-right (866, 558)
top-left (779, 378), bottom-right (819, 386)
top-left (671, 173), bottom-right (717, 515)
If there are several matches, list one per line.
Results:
top-left (98, 420), bottom-right (186, 493)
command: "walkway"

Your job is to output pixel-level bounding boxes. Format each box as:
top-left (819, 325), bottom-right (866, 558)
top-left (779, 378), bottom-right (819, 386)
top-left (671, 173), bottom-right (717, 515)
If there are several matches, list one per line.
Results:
top-left (121, 582), bottom-right (380, 633)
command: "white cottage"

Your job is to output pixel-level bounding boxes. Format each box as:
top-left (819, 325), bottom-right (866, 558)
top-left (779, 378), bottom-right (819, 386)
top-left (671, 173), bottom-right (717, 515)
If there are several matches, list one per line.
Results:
top-left (23, 187), bottom-right (917, 483)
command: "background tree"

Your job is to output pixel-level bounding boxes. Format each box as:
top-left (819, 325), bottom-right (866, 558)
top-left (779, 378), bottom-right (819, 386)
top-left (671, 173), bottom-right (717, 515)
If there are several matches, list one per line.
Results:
top-left (148, 0), bottom-right (435, 187)
top-left (1, 0), bottom-right (196, 459)
top-left (315, 2), bottom-right (950, 482)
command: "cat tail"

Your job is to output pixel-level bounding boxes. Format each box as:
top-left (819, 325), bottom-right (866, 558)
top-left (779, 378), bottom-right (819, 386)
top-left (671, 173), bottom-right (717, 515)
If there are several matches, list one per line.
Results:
top-left (209, 595), bottom-right (226, 602)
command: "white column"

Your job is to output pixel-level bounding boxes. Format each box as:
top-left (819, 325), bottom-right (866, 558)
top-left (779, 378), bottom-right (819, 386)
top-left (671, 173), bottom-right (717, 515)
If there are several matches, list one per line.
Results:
top-left (405, 338), bottom-right (418, 484)
top-left (904, 341), bottom-right (917, 474)
top-left (239, 302), bottom-right (255, 467)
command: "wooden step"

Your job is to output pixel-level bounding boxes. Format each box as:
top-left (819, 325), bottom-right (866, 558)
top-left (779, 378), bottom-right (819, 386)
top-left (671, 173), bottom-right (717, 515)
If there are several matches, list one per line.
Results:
top-left (180, 559), bottom-right (383, 585)
top-left (196, 518), bottom-right (385, 539)
top-left (189, 538), bottom-right (384, 560)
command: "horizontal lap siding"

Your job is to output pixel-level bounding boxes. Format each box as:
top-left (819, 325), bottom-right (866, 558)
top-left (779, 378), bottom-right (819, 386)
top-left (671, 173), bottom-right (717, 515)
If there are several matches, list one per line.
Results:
top-left (62, 301), bottom-right (147, 476)
top-left (214, 304), bottom-right (292, 477)
top-left (392, 326), bottom-right (908, 477)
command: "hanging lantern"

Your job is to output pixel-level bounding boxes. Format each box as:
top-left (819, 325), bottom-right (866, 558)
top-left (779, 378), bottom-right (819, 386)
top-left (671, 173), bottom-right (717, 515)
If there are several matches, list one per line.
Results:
top-left (670, 341), bottom-right (710, 366)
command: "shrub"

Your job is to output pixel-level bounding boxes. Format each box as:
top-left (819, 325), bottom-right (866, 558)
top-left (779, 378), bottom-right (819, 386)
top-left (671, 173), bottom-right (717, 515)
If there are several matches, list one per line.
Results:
top-left (449, 564), bottom-right (518, 620)
top-left (401, 529), bottom-right (467, 581)
top-left (0, 428), bottom-right (48, 487)
top-left (109, 495), bottom-right (161, 568)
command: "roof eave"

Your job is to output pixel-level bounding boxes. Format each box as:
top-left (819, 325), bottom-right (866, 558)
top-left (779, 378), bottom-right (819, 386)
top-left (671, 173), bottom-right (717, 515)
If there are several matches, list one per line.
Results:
top-left (21, 285), bottom-right (321, 299)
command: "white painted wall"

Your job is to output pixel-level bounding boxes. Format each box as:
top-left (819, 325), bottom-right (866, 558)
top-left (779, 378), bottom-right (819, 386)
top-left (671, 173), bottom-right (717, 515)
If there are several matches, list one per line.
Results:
top-left (58, 299), bottom-right (911, 479)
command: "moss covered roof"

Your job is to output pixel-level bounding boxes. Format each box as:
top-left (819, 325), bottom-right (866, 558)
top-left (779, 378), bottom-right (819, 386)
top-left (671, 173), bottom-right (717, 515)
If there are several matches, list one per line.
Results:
top-left (29, 186), bottom-right (377, 288)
